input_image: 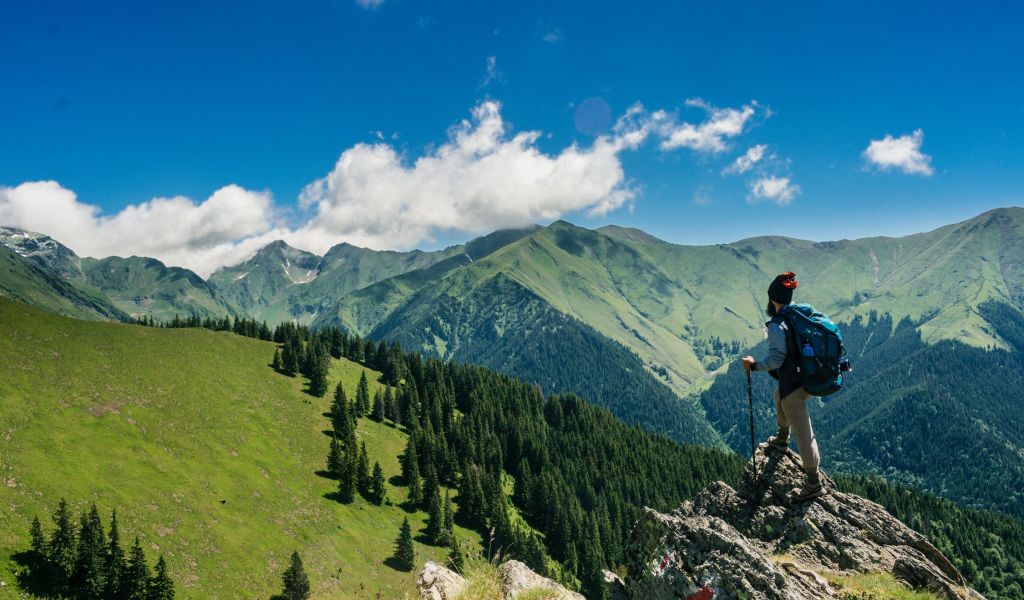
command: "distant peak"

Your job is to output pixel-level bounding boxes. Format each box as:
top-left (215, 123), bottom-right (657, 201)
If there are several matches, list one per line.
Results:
top-left (596, 224), bottom-right (668, 244)
top-left (260, 240), bottom-right (292, 252)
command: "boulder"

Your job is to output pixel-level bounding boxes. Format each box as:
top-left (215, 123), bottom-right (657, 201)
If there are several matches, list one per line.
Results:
top-left (499, 560), bottom-right (585, 600)
top-left (418, 561), bottom-right (467, 600)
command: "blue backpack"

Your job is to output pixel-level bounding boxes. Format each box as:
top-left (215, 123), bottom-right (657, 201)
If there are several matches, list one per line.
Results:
top-left (778, 303), bottom-right (850, 396)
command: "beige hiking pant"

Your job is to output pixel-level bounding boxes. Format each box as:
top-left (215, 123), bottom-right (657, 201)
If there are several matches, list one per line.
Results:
top-left (773, 387), bottom-right (820, 474)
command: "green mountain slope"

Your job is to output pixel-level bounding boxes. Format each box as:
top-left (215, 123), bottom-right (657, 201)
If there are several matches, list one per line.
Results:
top-left (80, 256), bottom-right (236, 320)
top-left (0, 244), bottom-right (127, 321)
top-left (728, 207), bottom-right (1024, 348)
top-left (318, 208), bottom-right (1024, 398)
top-left (373, 272), bottom-right (721, 444)
top-left (0, 297), bottom-right (481, 598)
top-left (312, 221), bottom-right (763, 443)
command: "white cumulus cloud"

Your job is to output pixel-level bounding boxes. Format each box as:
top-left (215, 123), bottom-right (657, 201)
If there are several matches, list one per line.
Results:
top-left (296, 100), bottom-right (647, 251)
top-left (723, 144), bottom-right (768, 175)
top-left (863, 129), bottom-right (933, 176)
top-left (658, 99), bottom-right (761, 153)
top-left (748, 176), bottom-right (800, 206)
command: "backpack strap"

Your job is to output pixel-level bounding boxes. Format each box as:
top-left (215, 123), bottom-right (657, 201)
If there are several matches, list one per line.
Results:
top-left (774, 312), bottom-right (799, 364)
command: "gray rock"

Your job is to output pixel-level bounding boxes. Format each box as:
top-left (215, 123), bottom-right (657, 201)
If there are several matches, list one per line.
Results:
top-left (624, 444), bottom-right (985, 600)
top-left (418, 561), bottom-right (467, 600)
top-left (602, 569), bottom-right (629, 600)
top-left (499, 560), bottom-right (585, 599)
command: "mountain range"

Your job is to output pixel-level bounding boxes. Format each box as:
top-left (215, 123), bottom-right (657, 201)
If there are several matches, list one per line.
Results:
top-left (4, 208), bottom-right (1024, 515)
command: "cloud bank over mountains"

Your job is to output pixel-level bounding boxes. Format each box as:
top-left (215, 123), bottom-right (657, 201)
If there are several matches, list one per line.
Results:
top-left (0, 98), bottom-right (786, 276)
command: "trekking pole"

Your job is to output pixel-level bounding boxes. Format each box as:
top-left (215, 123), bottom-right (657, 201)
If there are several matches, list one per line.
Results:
top-left (747, 369), bottom-right (757, 481)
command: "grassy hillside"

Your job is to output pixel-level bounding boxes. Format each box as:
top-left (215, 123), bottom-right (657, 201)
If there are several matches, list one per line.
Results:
top-left (0, 297), bottom-right (481, 598)
top-left (0, 245), bottom-right (127, 322)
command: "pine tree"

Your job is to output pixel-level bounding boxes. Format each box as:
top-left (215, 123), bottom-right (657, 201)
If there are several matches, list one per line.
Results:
top-left (448, 535), bottom-right (465, 572)
top-left (383, 386), bottom-right (396, 422)
top-left (149, 556), bottom-right (175, 600)
top-left (356, 371), bottom-right (370, 414)
top-left (406, 460), bottom-right (422, 507)
top-left (441, 491), bottom-right (455, 548)
top-left (280, 551), bottom-right (310, 600)
top-left (422, 462), bottom-right (439, 510)
top-left (73, 503), bottom-right (106, 597)
top-left (327, 435), bottom-right (343, 477)
top-left (331, 383), bottom-right (349, 431)
top-left (29, 516), bottom-right (45, 565)
top-left (281, 338), bottom-right (299, 376)
top-left (104, 510), bottom-right (126, 599)
top-left (124, 536), bottom-right (151, 600)
top-left (48, 498), bottom-right (77, 594)
top-left (393, 518), bottom-right (415, 572)
top-left (333, 389), bottom-right (357, 449)
top-left (357, 442), bottom-right (370, 494)
top-left (272, 348), bottom-right (283, 372)
top-left (370, 462), bottom-right (386, 505)
top-left (308, 358), bottom-right (328, 397)
top-left (580, 515), bottom-right (608, 600)
top-left (337, 455), bottom-right (357, 504)
top-left (370, 389), bottom-right (385, 422)
top-left (425, 488), bottom-right (444, 545)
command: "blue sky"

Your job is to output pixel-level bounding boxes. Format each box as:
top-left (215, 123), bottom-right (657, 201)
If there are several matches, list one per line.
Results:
top-left (1, 1), bottom-right (1022, 273)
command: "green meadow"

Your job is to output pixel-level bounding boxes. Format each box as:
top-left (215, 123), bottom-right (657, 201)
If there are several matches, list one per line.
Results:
top-left (0, 297), bottom-right (481, 598)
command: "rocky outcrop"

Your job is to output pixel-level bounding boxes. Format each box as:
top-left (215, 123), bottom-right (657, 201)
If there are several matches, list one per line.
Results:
top-left (417, 560), bottom-right (583, 600)
top-left (418, 561), bottom-right (467, 600)
top-left (625, 444), bottom-right (984, 600)
top-left (500, 560), bottom-right (585, 599)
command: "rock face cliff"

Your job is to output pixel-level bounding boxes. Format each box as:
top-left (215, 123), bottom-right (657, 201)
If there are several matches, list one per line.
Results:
top-left (619, 444), bottom-right (983, 600)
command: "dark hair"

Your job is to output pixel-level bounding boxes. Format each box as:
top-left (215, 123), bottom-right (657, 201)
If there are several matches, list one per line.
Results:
top-left (766, 300), bottom-right (778, 318)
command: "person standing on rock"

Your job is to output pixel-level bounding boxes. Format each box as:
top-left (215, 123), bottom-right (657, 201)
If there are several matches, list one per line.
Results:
top-left (740, 271), bottom-right (824, 501)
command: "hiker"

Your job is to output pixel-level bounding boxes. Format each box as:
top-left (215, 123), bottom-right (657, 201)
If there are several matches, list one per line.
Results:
top-left (740, 272), bottom-right (824, 501)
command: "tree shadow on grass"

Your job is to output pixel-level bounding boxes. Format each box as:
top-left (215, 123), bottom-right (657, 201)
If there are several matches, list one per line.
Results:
top-left (383, 555), bottom-right (412, 573)
top-left (414, 531), bottom-right (440, 546)
top-left (322, 491), bottom-right (344, 503)
top-left (11, 551), bottom-right (53, 598)
top-left (314, 469), bottom-right (336, 480)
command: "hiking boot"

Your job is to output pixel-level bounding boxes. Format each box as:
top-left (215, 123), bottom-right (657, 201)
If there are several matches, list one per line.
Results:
top-left (766, 428), bottom-right (790, 451)
top-left (792, 470), bottom-right (825, 501)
